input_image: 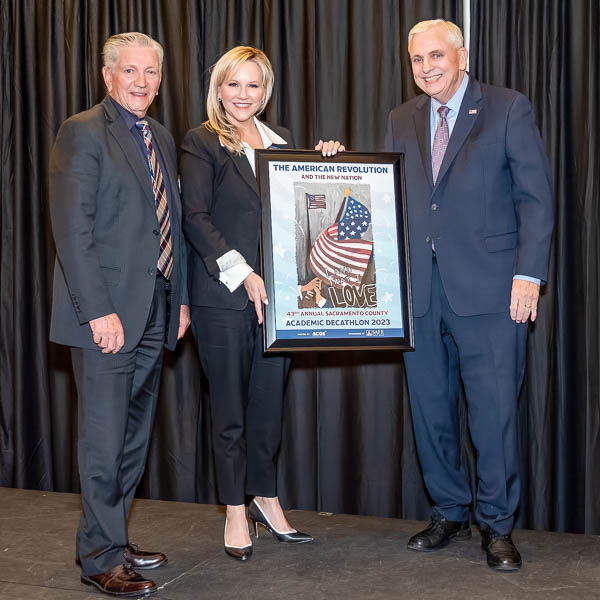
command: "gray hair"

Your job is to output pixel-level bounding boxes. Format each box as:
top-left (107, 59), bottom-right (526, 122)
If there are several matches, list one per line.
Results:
top-left (408, 19), bottom-right (464, 50)
top-left (102, 32), bottom-right (164, 71)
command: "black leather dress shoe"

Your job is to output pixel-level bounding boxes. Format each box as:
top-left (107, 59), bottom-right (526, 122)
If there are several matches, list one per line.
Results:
top-left (81, 564), bottom-right (156, 597)
top-left (407, 515), bottom-right (471, 551)
top-left (123, 543), bottom-right (168, 570)
top-left (481, 530), bottom-right (522, 571)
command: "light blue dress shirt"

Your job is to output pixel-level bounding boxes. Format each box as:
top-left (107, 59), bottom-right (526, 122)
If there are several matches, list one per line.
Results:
top-left (429, 73), bottom-right (540, 286)
top-left (430, 70), bottom-right (469, 148)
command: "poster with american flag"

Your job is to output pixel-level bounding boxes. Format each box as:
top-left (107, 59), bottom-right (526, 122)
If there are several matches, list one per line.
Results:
top-left (254, 150), bottom-right (413, 351)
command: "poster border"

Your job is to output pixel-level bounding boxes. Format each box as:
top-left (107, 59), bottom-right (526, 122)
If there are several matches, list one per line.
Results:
top-left (256, 150), bottom-right (414, 352)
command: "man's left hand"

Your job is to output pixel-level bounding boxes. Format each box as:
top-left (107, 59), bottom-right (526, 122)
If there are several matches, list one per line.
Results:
top-left (178, 305), bottom-right (191, 339)
top-left (510, 279), bottom-right (540, 323)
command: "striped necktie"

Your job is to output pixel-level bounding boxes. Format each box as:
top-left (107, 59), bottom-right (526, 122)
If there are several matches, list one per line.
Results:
top-left (136, 120), bottom-right (173, 279)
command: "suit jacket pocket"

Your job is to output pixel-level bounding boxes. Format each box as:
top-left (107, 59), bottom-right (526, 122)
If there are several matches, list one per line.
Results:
top-left (484, 231), bottom-right (518, 252)
top-left (100, 265), bottom-right (121, 286)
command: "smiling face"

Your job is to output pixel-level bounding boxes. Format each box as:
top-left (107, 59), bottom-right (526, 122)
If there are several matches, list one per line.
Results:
top-left (102, 44), bottom-right (161, 117)
top-left (217, 60), bottom-right (266, 128)
top-left (409, 24), bottom-right (467, 104)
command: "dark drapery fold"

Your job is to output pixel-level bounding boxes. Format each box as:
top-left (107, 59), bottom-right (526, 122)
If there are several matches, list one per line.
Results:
top-left (8, 0), bottom-right (599, 535)
top-left (470, 0), bottom-right (600, 534)
top-left (0, 0), bottom-right (460, 521)
top-left (0, 0), bottom-right (55, 491)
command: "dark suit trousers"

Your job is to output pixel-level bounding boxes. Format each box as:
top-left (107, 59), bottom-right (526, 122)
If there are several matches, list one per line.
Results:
top-left (404, 257), bottom-right (527, 534)
top-left (71, 276), bottom-right (168, 576)
top-left (191, 304), bottom-right (290, 505)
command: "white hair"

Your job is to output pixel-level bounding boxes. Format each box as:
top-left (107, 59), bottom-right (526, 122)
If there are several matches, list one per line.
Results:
top-left (103, 32), bottom-right (164, 71)
top-left (408, 19), bottom-right (464, 50)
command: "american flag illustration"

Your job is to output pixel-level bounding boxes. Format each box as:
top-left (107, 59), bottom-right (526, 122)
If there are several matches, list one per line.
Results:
top-left (309, 195), bottom-right (373, 288)
top-left (307, 193), bottom-right (327, 209)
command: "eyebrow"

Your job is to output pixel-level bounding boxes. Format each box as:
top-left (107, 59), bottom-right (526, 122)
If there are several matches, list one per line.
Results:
top-left (225, 79), bottom-right (261, 84)
top-left (410, 49), bottom-right (445, 58)
top-left (121, 64), bottom-right (158, 70)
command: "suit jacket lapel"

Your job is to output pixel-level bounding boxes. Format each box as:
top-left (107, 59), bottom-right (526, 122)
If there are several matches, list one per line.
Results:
top-left (434, 76), bottom-right (483, 187)
top-left (150, 123), bottom-right (178, 194)
top-left (149, 120), bottom-right (183, 226)
top-left (102, 97), bottom-right (156, 212)
top-left (413, 95), bottom-right (433, 189)
top-left (229, 151), bottom-right (260, 198)
top-left (227, 123), bottom-right (292, 199)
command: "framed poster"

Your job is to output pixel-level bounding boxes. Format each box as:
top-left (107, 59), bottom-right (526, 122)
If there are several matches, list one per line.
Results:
top-left (255, 150), bottom-right (413, 352)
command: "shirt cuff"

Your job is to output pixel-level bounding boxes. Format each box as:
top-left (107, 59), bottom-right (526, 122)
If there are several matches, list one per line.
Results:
top-left (216, 249), bottom-right (246, 271)
top-left (513, 275), bottom-right (541, 285)
top-left (317, 296), bottom-right (327, 308)
top-left (219, 262), bottom-right (253, 292)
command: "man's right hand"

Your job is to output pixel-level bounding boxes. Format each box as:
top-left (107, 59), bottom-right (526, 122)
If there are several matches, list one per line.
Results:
top-left (89, 313), bottom-right (124, 354)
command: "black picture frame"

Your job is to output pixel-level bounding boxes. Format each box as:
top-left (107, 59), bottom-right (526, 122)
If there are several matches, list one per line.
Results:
top-left (255, 150), bottom-right (414, 352)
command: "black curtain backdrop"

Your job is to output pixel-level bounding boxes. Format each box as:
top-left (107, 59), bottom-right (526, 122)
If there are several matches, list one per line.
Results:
top-left (1, 0), bottom-right (597, 535)
top-left (470, 0), bottom-right (600, 535)
top-left (0, 0), bottom-right (461, 520)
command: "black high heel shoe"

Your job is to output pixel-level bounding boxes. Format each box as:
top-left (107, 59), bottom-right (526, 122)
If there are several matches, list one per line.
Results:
top-left (224, 518), bottom-right (253, 561)
top-left (248, 499), bottom-right (313, 544)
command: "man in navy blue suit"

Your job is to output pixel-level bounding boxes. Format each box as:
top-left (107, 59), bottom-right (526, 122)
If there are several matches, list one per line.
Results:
top-left (385, 19), bottom-right (553, 571)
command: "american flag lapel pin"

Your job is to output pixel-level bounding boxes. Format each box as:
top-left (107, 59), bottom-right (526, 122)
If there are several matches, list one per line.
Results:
top-left (468, 109), bottom-right (478, 115)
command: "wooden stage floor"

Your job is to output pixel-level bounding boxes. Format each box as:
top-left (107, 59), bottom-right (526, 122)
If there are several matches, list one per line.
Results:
top-left (0, 487), bottom-right (598, 599)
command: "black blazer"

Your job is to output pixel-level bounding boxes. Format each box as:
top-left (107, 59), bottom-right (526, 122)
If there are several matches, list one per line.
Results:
top-left (49, 95), bottom-right (188, 351)
top-left (180, 123), bottom-right (293, 310)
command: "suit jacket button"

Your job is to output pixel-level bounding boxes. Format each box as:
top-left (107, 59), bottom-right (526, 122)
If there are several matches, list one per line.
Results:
top-left (425, 236), bottom-right (431, 243)
top-left (431, 203), bottom-right (438, 211)
top-left (148, 267), bottom-right (156, 276)
top-left (153, 229), bottom-right (159, 236)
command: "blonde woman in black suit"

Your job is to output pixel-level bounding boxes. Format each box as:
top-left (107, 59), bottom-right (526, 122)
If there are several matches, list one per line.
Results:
top-left (180, 46), bottom-right (343, 561)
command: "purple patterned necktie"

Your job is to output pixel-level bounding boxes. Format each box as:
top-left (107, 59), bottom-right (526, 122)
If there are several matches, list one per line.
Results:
top-left (136, 120), bottom-right (173, 279)
top-left (431, 105), bottom-right (450, 184)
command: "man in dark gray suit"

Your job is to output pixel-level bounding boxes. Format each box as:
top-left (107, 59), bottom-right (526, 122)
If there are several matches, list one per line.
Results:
top-left (49, 32), bottom-right (189, 597)
top-left (385, 20), bottom-right (553, 571)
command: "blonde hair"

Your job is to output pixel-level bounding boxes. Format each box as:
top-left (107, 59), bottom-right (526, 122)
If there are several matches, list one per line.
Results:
top-left (204, 46), bottom-right (274, 154)
top-left (408, 19), bottom-right (464, 50)
top-left (103, 32), bottom-right (164, 71)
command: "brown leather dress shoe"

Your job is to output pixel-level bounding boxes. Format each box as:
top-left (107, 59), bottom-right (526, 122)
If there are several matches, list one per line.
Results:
top-left (124, 542), bottom-right (168, 570)
top-left (81, 564), bottom-right (157, 597)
